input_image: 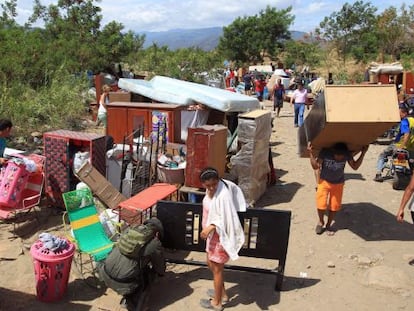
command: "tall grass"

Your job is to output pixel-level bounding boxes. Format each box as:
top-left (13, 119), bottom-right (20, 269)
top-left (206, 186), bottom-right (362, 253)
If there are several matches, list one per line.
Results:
top-left (0, 69), bottom-right (91, 142)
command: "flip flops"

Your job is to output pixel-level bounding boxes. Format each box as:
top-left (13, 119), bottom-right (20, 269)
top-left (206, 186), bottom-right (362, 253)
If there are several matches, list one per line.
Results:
top-left (315, 224), bottom-right (325, 235)
top-left (200, 298), bottom-right (224, 311)
top-left (326, 226), bottom-right (337, 236)
top-left (207, 289), bottom-right (229, 304)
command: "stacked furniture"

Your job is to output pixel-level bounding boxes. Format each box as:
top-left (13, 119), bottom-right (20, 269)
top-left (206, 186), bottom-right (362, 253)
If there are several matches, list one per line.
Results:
top-left (231, 110), bottom-right (272, 205)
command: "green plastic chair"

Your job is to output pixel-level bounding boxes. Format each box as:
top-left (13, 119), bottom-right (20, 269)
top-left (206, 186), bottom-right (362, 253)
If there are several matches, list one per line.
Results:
top-left (62, 188), bottom-right (114, 282)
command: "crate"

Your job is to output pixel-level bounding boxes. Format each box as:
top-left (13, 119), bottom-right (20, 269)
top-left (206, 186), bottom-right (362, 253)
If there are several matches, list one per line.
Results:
top-left (62, 188), bottom-right (94, 211)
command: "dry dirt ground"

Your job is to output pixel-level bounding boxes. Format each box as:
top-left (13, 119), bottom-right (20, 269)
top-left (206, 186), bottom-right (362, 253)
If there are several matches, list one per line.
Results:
top-left (1, 100), bottom-right (414, 311)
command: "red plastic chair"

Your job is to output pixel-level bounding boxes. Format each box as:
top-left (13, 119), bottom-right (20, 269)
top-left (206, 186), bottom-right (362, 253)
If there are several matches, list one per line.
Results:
top-left (0, 154), bottom-right (45, 235)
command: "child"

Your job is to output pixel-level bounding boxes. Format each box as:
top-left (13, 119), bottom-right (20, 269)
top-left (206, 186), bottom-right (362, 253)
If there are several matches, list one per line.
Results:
top-left (308, 142), bottom-right (368, 235)
top-left (199, 167), bottom-right (247, 310)
top-left (97, 84), bottom-right (111, 127)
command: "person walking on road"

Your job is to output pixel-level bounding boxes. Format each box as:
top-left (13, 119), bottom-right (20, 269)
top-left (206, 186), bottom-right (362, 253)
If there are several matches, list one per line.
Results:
top-left (272, 78), bottom-right (285, 117)
top-left (308, 142), bottom-right (368, 236)
top-left (290, 81), bottom-right (309, 127)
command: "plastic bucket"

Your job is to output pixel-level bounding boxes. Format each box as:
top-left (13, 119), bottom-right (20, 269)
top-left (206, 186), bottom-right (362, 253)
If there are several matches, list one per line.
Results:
top-left (30, 239), bottom-right (76, 302)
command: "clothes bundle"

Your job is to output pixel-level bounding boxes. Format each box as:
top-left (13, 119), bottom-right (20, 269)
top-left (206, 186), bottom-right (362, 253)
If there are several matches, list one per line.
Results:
top-left (39, 233), bottom-right (68, 252)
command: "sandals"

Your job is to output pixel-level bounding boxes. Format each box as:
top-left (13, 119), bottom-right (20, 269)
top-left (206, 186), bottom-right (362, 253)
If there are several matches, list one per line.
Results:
top-left (315, 224), bottom-right (325, 235)
top-left (200, 298), bottom-right (224, 311)
top-left (326, 226), bottom-right (337, 236)
top-left (207, 289), bottom-right (229, 303)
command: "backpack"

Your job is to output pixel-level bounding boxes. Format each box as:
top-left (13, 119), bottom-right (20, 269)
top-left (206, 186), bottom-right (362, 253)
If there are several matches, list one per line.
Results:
top-left (117, 223), bottom-right (155, 259)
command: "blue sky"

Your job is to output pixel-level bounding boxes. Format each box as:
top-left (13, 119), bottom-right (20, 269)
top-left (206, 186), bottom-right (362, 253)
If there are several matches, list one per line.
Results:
top-left (14, 0), bottom-right (410, 32)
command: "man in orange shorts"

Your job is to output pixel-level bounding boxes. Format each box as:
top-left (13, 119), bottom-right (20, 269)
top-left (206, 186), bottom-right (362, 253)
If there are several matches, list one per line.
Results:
top-left (308, 142), bottom-right (368, 235)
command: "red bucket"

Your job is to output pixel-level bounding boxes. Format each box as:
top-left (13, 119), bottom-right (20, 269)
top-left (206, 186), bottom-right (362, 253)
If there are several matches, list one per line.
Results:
top-left (30, 239), bottom-right (76, 302)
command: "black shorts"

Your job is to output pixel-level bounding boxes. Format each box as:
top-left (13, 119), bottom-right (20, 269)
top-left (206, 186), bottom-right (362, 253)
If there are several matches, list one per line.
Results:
top-left (274, 98), bottom-right (283, 108)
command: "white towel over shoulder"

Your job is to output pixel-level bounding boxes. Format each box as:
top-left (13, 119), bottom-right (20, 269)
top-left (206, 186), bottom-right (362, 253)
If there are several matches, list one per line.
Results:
top-left (206, 179), bottom-right (247, 260)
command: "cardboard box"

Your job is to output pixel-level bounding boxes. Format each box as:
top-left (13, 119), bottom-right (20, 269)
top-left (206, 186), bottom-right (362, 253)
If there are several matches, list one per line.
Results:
top-left (76, 162), bottom-right (127, 209)
top-left (298, 84), bottom-right (400, 157)
top-left (109, 91), bottom-right (131, 103)
top-left (237, 109), bottom-right (272, 143)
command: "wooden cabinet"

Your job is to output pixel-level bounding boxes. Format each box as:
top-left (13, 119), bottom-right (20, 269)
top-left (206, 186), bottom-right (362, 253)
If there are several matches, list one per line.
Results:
top-left (185, 125), bottom-right (227, 188)
top-left (107, 102), bottom-right (182, 143)
top-left (128, 109), bottom-right (149, 138)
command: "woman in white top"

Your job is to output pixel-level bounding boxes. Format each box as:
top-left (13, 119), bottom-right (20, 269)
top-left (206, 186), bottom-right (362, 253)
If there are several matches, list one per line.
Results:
top-left (97, 84), bottom-right (111, 127)
top-left (289, 81), bottom-right (309, 127)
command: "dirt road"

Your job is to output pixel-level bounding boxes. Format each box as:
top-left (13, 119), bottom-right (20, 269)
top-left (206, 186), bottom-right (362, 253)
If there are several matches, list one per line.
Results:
top-left (1, 100), bottom-right (414, 310)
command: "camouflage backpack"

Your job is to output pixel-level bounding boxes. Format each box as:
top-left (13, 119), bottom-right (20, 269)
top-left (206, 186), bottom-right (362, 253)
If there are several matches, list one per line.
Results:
top-left (117, 223), bottom-right (155, 259)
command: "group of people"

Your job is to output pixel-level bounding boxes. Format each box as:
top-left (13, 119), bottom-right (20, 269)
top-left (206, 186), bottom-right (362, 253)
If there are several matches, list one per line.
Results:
top-left (241, 70), bottom-right (269, 101)
top-left (271, 77), bottom-right (310, 126)
top-left (99, 166), bottom-right (246, 311)
top-left (95, 81), bottom-right (413, 308)
top-left (4, 69), bottom-right (414, 309)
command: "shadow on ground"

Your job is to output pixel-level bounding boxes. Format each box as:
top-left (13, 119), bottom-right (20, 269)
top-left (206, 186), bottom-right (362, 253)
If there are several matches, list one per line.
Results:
top-left (274, 168), bottom-right (288, 179)
top-left (256, 182), bottom-right (303, 207)
top-left (271, 151), bottom-right (281, 158)
top-left (1, 205), bottom-right (65, 240)
top-left (270, 141), bottom-right (283, 147)
top-left (0, 286), bottom-right (92, 311)
top-left (344, 173), bottom-right (365, 181)
top-left (147, 266), bottom-right (320, 310)
top-left (335, 202), bottom-right (414, 241)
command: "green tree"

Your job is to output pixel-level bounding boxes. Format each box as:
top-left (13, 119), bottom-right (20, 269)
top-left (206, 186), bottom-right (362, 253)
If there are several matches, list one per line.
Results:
top-left (259, 6), bottom-right (294, 59)
top-left (377, 6), bottom-right (403, 62)
top-left (134, 45), bottom-right (222, 82)
top-left (318, 1), bottom-right (377, 64)
top-left (0, 0), bottom-right (17, 26)
top-left (218, 6), bottom-right (293, 64)
top-left (284, 39), bottom-right (321, 70)
top-left (28, 0), bottom-right (103, 74)
top-left (376, 4), bottom-right (414, 62)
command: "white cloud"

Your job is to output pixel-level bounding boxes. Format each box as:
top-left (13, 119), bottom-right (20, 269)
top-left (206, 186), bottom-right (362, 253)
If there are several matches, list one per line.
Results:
top-left (12, 0), bottom-right (411, 33)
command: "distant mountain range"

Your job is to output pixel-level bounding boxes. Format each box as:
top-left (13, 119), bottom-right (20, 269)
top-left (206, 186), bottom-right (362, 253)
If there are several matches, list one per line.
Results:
top-left (140, 27), bottom-right (307, 51)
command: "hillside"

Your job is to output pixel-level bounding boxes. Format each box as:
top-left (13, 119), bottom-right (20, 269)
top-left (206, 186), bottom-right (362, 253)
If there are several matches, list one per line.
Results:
top-left (140, 27), bottom-right (306, 51)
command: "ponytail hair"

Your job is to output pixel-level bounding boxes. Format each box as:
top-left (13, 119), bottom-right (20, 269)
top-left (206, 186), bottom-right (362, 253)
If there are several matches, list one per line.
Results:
top-left (199, 167), bottom-right (219, 182)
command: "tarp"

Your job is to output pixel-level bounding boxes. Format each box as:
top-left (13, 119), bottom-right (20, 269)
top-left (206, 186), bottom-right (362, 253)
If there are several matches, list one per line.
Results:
top-left (308, 77), bottom-right (325, 94)
top-left (267, 74), bottom-right (290, 91)
top-left (368, 62), bottom-right (403, 75)
top-left (248, 65), bottom-right (273, 74)
top-left (118, 76), bottom-right (260, 113)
